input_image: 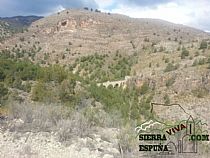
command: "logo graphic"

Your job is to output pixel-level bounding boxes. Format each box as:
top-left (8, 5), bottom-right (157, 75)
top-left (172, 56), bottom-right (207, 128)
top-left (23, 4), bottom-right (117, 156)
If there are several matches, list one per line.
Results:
top-left (135, 103), bottom-right (209, 156)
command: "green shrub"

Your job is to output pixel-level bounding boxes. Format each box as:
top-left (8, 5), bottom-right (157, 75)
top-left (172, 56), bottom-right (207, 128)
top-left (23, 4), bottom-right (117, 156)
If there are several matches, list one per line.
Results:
top-left (193, 58), bottom-right (206, 66)
top-left (37, 65), bottom-right (68, 83)
top-left (192, 88), bottom-right (209, 98)
top-left (159, 46), bottom-right (164, 52)
top-left (118, 125), bottom-right (136, 154)
top-left (164, 63), bottom-right (179, 72)
top-left (19, 37), bottom-right (25, 42)
top-left (139, 82), bottom-right (149, 95)
top-left (149, 62), bottom-right (152, 67)
top-left (207, 57), bottom-right (210, 63)
top-left (59, 79), bottom-right (76, 102)
top-left (192, 59), bottom-right (198, 66)
top-left (88, 84), bottom-right (144, 122)
top-left (31, 81), bottom-right (47, 102)
top-left (198, 58), bottom-right (205, 65)
top-left (164, 94), bottom-right (170, 104)
top-left (199, 40), bottom-right (208, 49)
top-left (164, 58), bottom-right (169, 63)
top-left (194, 51), bottom-right (199, 57)
top-left (12, 76), bottom-right (23, 89)
top-left (181, 47), bottom-right (189, 59)
top-left (166, 77), bottom-right (176, 87)
top-left (0, 68), bottom-right (6, 81)
top-left (22, 81), bottom-right (32, 93)
top-left (0, 82), bottom-right (8, 104)
top-left (138, 95), bottom-right (153, 119)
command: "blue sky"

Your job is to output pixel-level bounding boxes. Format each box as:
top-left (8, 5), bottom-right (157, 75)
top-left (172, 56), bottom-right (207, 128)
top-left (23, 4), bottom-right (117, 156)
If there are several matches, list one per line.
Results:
top-left (0, 0), bottom-right (210, 31)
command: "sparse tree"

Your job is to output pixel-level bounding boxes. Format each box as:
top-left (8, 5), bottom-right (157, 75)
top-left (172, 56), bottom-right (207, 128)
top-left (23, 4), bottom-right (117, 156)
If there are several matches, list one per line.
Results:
top-left (199, 40), bottom-right (208, 49)
top-left (164, 94), bottom-right (170, 104)
top-left (181, 47), bottom-right (189, 59)
top-left (0, 82), bottom-right (8, 104)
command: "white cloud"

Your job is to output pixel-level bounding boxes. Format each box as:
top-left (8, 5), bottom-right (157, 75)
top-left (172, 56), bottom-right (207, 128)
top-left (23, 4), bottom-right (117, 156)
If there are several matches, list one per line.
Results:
top-left (50, 5), bottom-right (66, 15)
top-left (95, 0), bottom-right (114, 9)
top-left (99, 0), bottom-right (210, 31)
top-left (113, 2), bottom-right (191, 23)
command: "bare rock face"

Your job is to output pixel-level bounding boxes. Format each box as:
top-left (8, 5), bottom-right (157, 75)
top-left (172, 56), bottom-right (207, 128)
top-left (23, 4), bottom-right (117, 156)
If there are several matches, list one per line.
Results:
top-left (55, 17), bottom-right (100, 33)
top-left (56, 19), bottom-right (77, 32)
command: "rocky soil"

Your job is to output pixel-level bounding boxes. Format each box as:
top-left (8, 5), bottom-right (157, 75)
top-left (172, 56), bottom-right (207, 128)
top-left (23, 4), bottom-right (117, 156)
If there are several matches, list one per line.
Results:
top-left (0, 126), bottom-right (122, 158)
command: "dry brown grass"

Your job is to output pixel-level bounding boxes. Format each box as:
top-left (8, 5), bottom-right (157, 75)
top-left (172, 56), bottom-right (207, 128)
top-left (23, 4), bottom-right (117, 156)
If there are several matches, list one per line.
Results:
top-left (4, 101), bottom-right (121, 143)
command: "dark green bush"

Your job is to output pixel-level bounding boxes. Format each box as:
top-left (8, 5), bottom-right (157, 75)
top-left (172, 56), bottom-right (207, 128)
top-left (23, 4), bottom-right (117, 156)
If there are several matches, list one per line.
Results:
top-left (31, 81), bottom-right (47, 101)
top-left (164, 63), bottom-right (179, 72)
top-left (181, 47), bottom-right (189, 59)
top-left (164, 94), bottom-right (170, 104)
top-left (166, 77), bottom-right (176, 87)
top-left (199, 40), bottom-right (208, 49)
top-left (0, 82), bottom-right (8, 104)
top-left (139, 82), bottom-right (149, 95)
top-left (88, 84), bottom-right (148, 122)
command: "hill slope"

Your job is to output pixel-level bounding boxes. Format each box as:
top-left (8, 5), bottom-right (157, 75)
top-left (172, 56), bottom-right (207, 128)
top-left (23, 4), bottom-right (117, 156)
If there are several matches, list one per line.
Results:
top-left (0, 16), bottom-right (42, 42)
top-left (0, 9), bottom-right (209, 65)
